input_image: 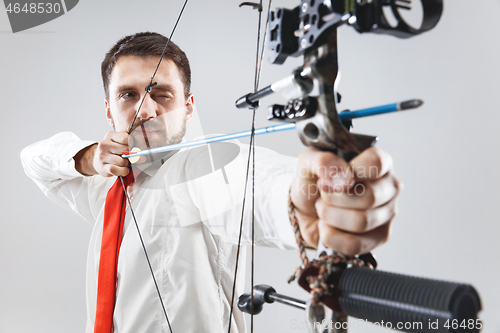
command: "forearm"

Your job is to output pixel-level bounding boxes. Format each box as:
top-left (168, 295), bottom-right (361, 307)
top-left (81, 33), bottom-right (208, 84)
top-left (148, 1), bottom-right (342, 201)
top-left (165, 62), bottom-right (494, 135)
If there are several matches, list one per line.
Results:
top-left (74, 143), bottom-right (98, 176)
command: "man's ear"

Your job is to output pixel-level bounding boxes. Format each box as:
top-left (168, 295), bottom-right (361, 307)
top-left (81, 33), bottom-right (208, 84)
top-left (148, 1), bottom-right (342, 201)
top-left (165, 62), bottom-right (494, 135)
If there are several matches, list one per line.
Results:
top-left (104, 99), bottom-right (114, 128)
top-left (185, 93), bottom-right (195, 123)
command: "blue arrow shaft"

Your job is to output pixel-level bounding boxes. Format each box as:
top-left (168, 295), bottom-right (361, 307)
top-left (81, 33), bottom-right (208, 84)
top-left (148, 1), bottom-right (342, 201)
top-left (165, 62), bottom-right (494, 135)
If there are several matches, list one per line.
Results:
top-left (122, 101), bottom-right (406, 159)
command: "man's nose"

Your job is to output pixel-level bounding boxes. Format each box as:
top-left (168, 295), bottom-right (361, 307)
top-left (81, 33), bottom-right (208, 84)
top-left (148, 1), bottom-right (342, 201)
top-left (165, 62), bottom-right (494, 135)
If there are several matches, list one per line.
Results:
top-left (136, 94), bottom-right (157, 120)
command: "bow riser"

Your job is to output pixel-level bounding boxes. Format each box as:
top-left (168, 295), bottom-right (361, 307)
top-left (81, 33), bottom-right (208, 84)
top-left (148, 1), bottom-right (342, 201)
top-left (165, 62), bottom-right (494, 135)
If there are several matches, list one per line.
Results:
top-left (296, 29), bottom-right (377, 161)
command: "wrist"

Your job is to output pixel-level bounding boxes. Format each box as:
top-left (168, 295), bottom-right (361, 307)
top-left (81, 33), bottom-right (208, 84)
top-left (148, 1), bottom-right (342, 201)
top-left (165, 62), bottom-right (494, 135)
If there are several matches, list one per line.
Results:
top-left (74, 143), bottom-right (98, 176)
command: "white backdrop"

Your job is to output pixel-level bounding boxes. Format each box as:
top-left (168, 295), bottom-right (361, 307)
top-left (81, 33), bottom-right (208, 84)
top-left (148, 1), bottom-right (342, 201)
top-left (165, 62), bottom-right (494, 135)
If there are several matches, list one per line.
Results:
top-left (1, 0), bottom-right (499, 332)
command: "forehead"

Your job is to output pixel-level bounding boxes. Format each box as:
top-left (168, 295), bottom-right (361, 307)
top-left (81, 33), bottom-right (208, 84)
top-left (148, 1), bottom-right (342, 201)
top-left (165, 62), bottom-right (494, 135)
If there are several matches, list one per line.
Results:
top-left (109, 55), bottom-right (183, 90)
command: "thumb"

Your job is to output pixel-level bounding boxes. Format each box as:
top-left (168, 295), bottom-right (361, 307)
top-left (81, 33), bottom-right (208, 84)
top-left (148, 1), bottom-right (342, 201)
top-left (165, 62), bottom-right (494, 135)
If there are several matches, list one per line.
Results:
top-left (291, 147), bottom-right (353, 216)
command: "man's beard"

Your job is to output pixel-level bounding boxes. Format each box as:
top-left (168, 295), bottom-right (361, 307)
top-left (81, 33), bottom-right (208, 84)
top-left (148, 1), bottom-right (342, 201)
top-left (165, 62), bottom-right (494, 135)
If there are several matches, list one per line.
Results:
top-left (130, 118), bottom-right (186, 151)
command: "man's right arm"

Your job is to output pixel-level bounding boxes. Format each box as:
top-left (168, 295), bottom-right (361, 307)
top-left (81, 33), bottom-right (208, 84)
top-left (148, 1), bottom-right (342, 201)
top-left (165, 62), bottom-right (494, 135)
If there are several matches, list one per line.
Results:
top-left (21, 132), bottom-right (103, 223)
top-left (21, 131), bottom-right (131, 224)
top-left (21, 132), bottom-right (97, 186)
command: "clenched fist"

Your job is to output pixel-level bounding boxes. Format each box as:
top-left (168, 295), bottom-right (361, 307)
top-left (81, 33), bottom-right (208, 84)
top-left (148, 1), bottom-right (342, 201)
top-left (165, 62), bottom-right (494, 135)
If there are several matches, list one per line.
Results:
top-left (74, 131), bottom-right (132, 177)
top-left (290, 146), bottom-right (401, 256)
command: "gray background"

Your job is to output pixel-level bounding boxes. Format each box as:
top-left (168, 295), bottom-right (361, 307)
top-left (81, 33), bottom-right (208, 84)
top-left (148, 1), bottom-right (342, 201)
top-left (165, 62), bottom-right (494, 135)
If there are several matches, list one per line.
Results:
top-left (1, 0), bottom-right (499, 332)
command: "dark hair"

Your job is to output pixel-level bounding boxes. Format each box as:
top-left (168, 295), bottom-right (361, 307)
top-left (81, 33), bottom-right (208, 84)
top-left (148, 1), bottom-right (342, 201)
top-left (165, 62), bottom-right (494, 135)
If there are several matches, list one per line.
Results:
top-left (101, 32), bottom-right (191, 99)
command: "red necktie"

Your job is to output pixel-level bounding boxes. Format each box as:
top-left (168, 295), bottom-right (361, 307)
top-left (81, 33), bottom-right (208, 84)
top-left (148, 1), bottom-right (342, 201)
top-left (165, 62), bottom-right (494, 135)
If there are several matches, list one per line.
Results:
top-left (94, 172), bottom-right (135, 333)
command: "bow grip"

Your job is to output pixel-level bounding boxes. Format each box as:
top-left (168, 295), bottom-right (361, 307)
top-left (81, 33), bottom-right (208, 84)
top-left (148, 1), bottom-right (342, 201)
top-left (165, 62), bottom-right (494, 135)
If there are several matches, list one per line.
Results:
top-left (338, 267), bottom-right (482, 332)
top-left (298, 266), bottom-right (481, 332)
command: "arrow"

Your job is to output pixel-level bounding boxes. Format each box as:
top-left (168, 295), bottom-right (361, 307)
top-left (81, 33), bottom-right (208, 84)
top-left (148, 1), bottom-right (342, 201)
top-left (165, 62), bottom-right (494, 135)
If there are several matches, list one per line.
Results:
top-left (122, 99), bottom-right (423, 159)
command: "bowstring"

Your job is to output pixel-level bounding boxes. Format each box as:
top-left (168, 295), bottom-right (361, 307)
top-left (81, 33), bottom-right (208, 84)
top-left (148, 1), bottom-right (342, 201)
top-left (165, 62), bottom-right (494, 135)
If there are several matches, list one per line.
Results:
top-left (127, 0), bottom-right (190, 135)
top-left (227, 1), bottom-right (271, 332)
top-left (118, 1), bottom-right (190, 332)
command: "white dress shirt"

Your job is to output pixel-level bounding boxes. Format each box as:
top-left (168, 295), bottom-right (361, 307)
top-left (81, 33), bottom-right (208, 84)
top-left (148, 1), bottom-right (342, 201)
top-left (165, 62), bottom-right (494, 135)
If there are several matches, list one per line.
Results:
top-left (21, 132), bottom-right (297, 333)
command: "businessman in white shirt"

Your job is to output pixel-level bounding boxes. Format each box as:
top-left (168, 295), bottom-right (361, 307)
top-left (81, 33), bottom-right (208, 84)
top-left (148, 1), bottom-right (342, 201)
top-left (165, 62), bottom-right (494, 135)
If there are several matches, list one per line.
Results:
top-left (21, 32), bottom-right (400, 332)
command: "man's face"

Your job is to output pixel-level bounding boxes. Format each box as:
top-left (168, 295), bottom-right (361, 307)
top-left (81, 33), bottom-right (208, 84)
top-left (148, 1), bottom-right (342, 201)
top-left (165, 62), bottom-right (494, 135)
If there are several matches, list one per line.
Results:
top-left (105, 55), bottom-right (194, 151)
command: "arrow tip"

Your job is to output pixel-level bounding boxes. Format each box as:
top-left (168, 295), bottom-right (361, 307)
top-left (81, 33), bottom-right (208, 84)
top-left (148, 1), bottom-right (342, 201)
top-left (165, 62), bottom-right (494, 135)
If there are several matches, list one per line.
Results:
top-left (399, 99), bottom-right (424, 110)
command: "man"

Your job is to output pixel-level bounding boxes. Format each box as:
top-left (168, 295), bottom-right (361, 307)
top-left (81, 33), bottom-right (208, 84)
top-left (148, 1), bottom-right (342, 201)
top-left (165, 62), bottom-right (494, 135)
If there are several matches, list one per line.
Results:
top-left (21, 32), bottom-right (400, 332)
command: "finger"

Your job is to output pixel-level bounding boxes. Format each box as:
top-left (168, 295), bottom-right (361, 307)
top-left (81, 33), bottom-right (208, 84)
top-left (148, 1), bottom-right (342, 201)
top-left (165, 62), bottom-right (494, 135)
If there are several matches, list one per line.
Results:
top-left (101, 132), bottom-right (131, 155)
top-left (315, 195), bottom-right (398, 233)
top-left (102, 163), bottom-right (130, 177)
top-left (102, 143), bottom-right (131, 160)
top-left (319, 172), bottom-right (401, 210)
top-left (293, 207), bottom-right (320, 248)
top-left (103, 153), bottom-right (130, 168)
top-left (350, 146), bottom-right (393, 181)
top-left (291, 147), bottom-right (353, 217)
top-left (94, 144), bottom-right (129, 168)
top-left (318, 220), bottom-right (392, 256)
top-left (107, 131), bottom-right (131, 146)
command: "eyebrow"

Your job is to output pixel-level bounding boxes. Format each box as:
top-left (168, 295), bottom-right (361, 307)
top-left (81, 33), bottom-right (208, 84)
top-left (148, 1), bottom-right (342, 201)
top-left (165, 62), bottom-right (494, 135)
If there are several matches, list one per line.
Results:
top-left (151, 84), bottom-right (175, 91)
top-left (115, 85), bottom-right (136, 93)
top-left (115, 84), bottom-right (177, 94)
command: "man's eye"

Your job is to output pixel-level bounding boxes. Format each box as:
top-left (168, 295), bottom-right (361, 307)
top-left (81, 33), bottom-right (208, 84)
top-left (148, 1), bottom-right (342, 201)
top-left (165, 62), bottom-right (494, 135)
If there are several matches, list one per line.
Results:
top-left (121, 92), bottom-right (135, 98)
top-left (153, 94), bottom-right (172, 99)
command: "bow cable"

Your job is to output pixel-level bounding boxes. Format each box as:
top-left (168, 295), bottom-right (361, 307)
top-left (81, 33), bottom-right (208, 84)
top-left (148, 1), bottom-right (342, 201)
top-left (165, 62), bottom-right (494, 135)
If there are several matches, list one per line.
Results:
top-left (227, 1), bottom-right (272, 332)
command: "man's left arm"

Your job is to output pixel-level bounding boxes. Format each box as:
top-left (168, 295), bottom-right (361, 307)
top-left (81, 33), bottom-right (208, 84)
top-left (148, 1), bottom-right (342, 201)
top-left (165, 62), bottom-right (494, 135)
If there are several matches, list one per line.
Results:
top-left (290, 146), bottom-right (402, 256)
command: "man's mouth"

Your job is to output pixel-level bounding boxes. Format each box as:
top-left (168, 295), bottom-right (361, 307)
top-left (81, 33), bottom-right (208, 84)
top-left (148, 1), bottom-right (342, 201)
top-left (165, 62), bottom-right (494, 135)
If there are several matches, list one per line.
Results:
top-left (141, 129), bottom-right (158, 136)
top-left (131, 122), bottom-right (164, 137)
top-left (129, 122), bottom-right (167, 149)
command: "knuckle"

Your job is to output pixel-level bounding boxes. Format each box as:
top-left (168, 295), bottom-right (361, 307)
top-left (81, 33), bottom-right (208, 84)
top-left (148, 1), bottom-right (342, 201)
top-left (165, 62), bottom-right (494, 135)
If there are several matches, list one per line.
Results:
top-left (341, 237), bottom-right (364, 256)
top-left (104, 131), bottom-right (115, 140)
top-left (388, 202), bottom-right (398, 221)
top-left (315, 154), bottom-right (332, 178)
top-left (95, 150), bottom-right (106, 163)
top-left (301, 223), bottom-right (319, 247)
top-left (98, 141), bottom-right (110, 152)
top-left (380, 230), bottom-right (390, 245)
top-left (109, 165), bottom-right (129, 177)
top-left (378, 225), bottom-right (391, 245)
top-left (377, 146), bottom-right (393, 166)
top-left (120, 133), bottom-right (130, 144)
top-left (101, 164), bottom-right (112, 177)
top-left (360, 186), bottom-right (376, 208)
top-left (319, 153), bottom-right (345, 176)
top-left (118, 158), bottom-right (129, 167)
top-left (352, 211), bottom-right (369, 233)
top-left (370, 156), bottom-right (384, 177)
top-left (361, 147), bottom-right (387, 178)
top-left (108, 164), bottom-right (119, 176)
top-left (316, 152), bottom-right (332, 167)
top-left (393, 175), bottom-right (403, 195)
top-left (314, 200), bottom-right (326, 219)
top-left (127, 134), bottom-right (135, 147)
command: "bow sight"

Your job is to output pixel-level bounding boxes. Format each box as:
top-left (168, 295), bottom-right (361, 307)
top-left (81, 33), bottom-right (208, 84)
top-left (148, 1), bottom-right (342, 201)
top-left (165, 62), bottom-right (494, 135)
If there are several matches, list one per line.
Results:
top-left (236, 0), bottom-right (483, 332)
top-left (268, 0), bottom-right (443, 65)
top-left (236, 0), bottom-right (443, 160)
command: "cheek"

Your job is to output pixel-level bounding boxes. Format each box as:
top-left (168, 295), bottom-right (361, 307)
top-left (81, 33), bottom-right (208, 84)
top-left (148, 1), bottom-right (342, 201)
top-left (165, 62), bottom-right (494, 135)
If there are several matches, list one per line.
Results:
top-left (110, 114), bottom-right (131, 131)
top-left (109, 104), bottom-right (136, 130)
top-left (163, 109), bottom-right (186, 127)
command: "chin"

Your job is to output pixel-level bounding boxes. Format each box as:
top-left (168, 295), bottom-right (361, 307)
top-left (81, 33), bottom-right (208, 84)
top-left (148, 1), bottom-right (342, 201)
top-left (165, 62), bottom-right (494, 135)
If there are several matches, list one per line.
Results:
top-left (131, 132), bottom-right (164, 149)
